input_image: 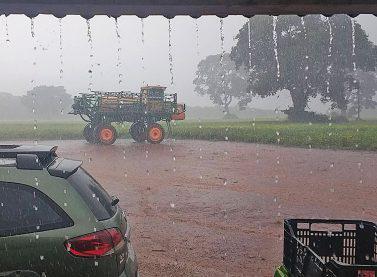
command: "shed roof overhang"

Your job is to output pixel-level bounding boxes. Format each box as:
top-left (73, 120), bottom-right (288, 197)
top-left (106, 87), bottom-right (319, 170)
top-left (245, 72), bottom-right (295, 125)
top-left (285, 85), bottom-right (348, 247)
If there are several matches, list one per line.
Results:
top-left (0, 0), bottom-right (376, 18)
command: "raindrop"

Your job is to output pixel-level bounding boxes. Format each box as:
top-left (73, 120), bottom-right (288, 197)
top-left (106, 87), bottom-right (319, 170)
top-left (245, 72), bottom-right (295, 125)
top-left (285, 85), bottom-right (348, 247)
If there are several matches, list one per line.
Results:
top-left (219, 18), bottom-right (225, 62)
top-left (114, 18), bottom-right (123, 88)
top-left (326, 17), bottom-right (333, 95)
top-left (195, 20), bottom-right (200, 57)
top-left (141, 18), bottom-right (145, 85)
top-left (30, 17), bottom-right (37, 104)
top-left (86, 19), bottom-right (94, 92)
top-left (58, 18), bottom-right (64, 80)
top-left (301, 17), bottom-right (309, 89)
top-left (272, 16), bottom-right (280, 80)
top-left (219, 18), bottom-right (226, 91)
top-left (4, 15), bottom-right (10, 43)
top-left (30, 17), bottom-right (35, 39)
top-left (247, 18), bottom-right (252, 91)
top-left (350, 18), bottom-right (357, 72)
top-left (168, 19), bottom-right (174, 85)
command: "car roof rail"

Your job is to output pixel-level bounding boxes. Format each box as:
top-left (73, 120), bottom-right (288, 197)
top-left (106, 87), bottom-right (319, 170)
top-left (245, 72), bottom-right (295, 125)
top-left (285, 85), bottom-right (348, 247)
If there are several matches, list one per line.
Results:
top-left (0, 145), bottom-right (58, 165)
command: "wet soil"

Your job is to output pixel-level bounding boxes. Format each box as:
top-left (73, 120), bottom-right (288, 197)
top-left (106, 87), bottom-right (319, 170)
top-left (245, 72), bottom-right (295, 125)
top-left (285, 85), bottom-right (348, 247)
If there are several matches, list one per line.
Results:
top-left (24, 140), bottom-right (377, 276)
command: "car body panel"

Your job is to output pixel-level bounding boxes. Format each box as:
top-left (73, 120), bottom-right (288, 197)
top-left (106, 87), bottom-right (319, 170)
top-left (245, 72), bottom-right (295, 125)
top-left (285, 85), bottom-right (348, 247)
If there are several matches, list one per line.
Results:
top-left (0, 166), bottom-right (137, 277)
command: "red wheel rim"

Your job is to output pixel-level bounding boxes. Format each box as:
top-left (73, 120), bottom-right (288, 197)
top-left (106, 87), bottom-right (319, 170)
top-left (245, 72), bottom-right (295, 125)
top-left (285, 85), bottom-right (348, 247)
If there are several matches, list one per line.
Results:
top-left (149, 127), bottom-right (162, 142)
top-left (100, 128), bottom-right (114, 142)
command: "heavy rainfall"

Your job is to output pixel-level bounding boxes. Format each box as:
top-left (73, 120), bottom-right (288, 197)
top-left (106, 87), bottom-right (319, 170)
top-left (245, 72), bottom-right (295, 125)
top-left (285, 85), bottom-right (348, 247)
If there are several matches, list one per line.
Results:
top-left (0, 10), bottom-right (376, 277)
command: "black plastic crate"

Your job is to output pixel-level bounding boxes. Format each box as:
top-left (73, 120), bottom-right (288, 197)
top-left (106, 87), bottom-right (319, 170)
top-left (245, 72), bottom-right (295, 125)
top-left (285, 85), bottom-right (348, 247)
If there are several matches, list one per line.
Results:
top-left (283, 219), bottom-right (377, 277)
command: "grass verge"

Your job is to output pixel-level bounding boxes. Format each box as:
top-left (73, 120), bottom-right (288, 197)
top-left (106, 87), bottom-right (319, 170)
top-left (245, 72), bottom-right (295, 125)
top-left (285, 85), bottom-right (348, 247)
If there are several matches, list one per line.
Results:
top-left (0, 120), bottom-right (376, 151)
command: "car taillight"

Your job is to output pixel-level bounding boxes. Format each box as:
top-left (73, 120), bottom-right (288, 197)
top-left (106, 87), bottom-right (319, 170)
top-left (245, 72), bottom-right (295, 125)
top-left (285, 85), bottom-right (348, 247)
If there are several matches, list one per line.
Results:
top-left (358, 270), bottom-right (376, 277)
top-left (65, 228), bottom-right (124, 257)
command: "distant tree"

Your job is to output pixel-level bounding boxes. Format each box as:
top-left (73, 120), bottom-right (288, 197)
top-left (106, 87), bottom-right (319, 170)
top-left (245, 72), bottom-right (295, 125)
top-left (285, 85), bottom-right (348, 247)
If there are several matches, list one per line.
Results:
top-left (21, 86), bottom-right (72, 119)
top-left (193, 53), bottom-right (248, 114)
top-left (0, 92), bottom-right (29, 120)
top-left (230, 15), bottom-right (376, 119)
top-left (344, 70), bottom-right (377, 119)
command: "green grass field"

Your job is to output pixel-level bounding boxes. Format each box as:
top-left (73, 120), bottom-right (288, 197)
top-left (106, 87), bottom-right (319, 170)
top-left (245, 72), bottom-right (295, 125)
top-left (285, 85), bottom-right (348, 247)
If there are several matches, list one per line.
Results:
top-left (0, 120), bottom-right (376, 151)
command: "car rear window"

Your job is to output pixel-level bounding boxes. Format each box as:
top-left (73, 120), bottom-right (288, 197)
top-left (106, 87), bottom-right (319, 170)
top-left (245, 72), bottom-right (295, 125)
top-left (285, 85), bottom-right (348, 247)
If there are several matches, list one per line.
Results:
top-left (67, 167), bottom-right (116, 221)
top-left (0, 182), bottom-right (73, 237)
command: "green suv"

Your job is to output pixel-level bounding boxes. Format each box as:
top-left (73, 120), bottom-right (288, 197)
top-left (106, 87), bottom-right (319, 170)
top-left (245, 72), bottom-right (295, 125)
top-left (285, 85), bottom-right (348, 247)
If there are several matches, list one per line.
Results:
top-left (0, 145), bottom-right (138, 277)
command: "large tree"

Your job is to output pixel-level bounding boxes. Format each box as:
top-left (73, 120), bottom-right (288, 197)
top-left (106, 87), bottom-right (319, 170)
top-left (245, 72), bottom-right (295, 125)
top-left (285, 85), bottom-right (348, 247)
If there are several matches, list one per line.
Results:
top-left (344, 70), bottom-right (377, 119)
top-left (230, 15), bottom-right (376, 116)
top-left (193, 53), bottom-right (247, 114)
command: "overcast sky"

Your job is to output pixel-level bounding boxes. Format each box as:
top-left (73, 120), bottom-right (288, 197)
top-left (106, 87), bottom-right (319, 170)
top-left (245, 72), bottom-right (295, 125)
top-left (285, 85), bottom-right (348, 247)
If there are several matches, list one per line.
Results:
top-left (0, 14), bottom-right (376, 109)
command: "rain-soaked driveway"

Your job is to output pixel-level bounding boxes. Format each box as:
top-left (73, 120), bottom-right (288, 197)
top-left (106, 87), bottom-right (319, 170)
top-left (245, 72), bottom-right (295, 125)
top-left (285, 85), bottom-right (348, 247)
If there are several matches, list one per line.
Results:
top-left (13, 139), bottom-right (377, 276)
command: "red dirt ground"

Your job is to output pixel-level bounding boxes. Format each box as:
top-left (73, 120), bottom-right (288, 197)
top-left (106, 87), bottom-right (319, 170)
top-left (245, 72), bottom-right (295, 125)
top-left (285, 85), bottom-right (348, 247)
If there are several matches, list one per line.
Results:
top-left (34, 140), bottom-right (377, 276)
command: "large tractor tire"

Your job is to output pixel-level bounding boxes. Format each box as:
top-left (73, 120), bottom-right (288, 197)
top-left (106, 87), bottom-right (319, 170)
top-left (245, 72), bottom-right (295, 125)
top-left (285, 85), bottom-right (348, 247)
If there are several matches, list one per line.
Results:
top-left (129, 122), bottom-right (147, 143)
top-left (83, 124), bottom-right (98, 144)
top-left (94, 124), bottom-right (117, 145)
top-left (147, 123), bottom-right (165, 144)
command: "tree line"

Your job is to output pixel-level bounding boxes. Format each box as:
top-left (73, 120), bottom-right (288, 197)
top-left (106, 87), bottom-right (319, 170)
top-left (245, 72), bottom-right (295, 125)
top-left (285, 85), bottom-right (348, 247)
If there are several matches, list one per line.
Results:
top-left (0, 86), bottom-right (73, 120)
